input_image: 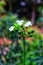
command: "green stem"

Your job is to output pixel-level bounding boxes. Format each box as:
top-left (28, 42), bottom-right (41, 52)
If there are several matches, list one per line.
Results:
top-left (22, 36), bottom-right (25, 65)
top-left (22, 27), bottom-right (25, 65)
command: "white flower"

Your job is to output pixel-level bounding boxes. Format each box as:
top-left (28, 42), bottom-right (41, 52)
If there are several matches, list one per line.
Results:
top-left (24, 21), bottom-right (32, 27)
top-left (16, 20), bottom-right (24, 26)
top-left (9, 26), bottom-right (14, 31)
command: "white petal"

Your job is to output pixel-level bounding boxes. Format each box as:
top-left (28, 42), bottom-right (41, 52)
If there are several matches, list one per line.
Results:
top-left (16, 20), bottom-right (24, 26)
top-left (24, 21), bottom-right (32, 27)
top-left (9, 26), bottom-right (14, 31)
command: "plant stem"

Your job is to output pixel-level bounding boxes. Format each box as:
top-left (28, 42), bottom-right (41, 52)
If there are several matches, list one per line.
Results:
top-left (22, 36), bottom-right (25, 65)
top-left (22, 27), bottom-right (25, 65)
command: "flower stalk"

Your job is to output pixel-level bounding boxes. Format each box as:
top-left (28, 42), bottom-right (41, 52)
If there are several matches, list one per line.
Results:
top-left (22, 27), bottom-right (26, 65)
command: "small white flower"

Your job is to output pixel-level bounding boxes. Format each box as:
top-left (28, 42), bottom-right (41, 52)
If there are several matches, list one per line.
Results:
top-left (9, 26), bottom-right (14, 31)
top-left (16, 20), bottom-right (24, 26)
top-left (24, 21), bottom-right (32, 27)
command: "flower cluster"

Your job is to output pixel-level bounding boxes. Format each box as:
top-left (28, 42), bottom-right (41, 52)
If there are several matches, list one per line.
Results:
top-left (9, 20), bottom-right (32, 32)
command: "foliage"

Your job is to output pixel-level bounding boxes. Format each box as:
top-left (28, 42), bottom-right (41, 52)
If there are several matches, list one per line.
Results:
top-left (0, 16), bottom-right (43, 65)
top-left (0, 1), bottom-right (5, 14)
top-left (0, 1), bottom-right (43, 65)
top-left (37, 5), bottom-right (43, 13)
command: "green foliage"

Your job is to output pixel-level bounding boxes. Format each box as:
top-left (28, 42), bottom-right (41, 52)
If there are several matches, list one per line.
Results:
top-left (37, 5), bottom-right (43, 13)
top-left (0, 1), bottom-right (43, 65)
top-left (0, 1), bottom-right (5, 13)
top-left (0, 14), bottom-right (43, 65)
top-left (14, 23), bottom-right (21, 31)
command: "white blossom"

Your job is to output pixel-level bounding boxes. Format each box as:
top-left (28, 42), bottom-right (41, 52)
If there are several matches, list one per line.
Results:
top-left (24, 21), bottom-right (32, 27)
top-left (9, 26), bottom-right (14, 31)
top-left (16, 20), bottom-right (24, 26)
